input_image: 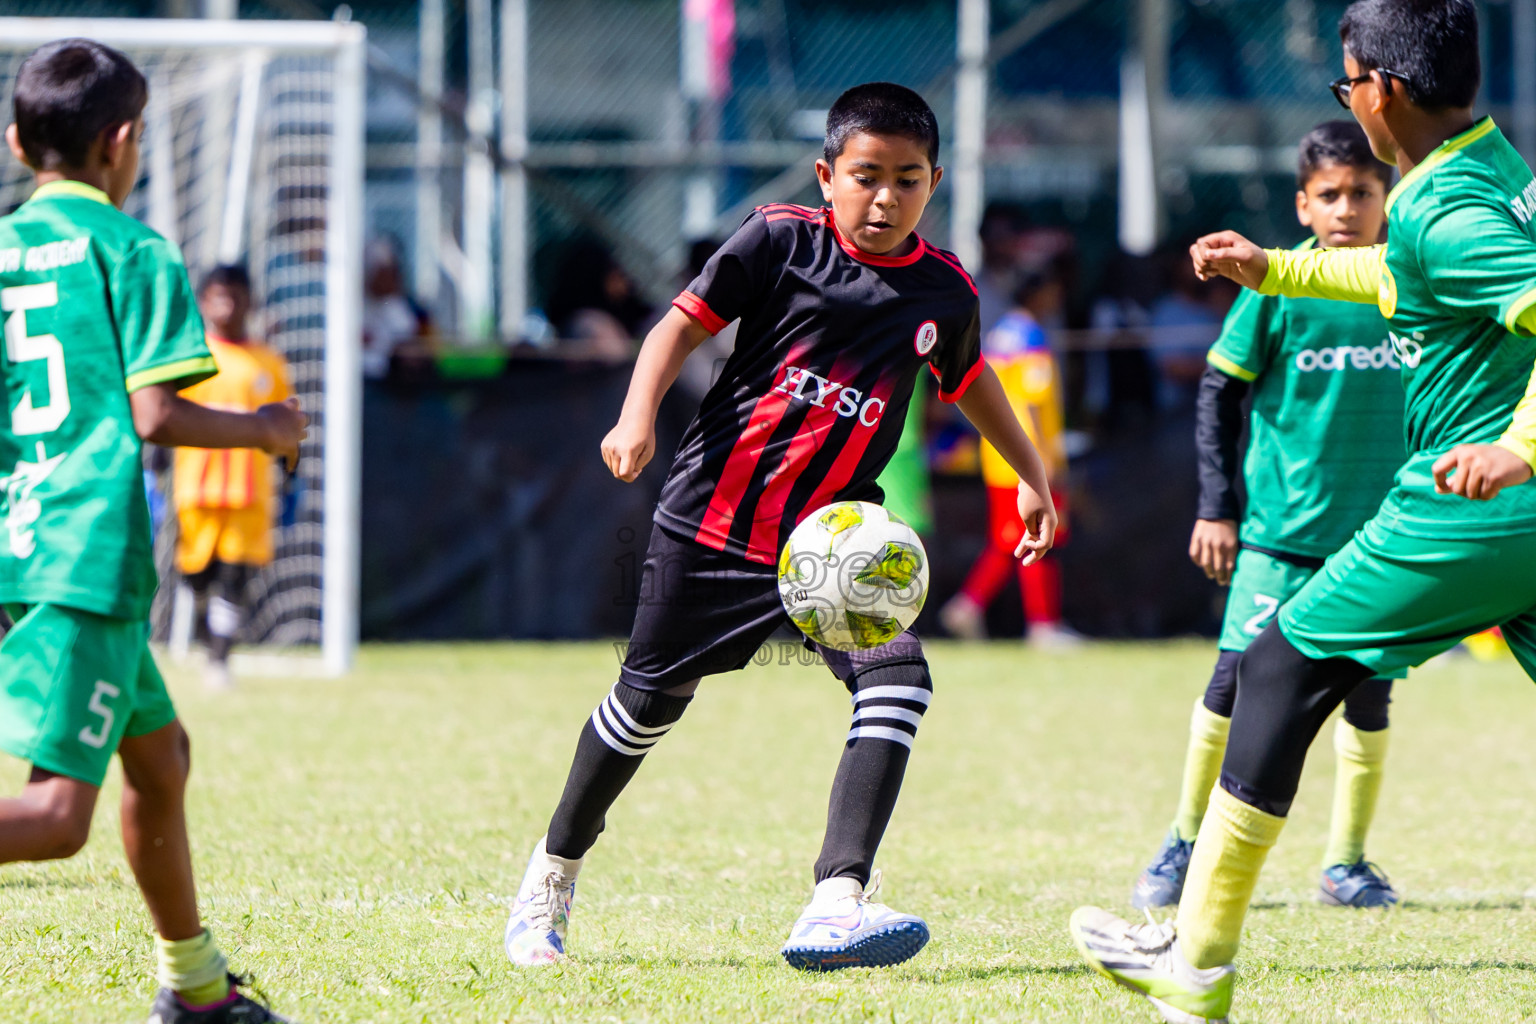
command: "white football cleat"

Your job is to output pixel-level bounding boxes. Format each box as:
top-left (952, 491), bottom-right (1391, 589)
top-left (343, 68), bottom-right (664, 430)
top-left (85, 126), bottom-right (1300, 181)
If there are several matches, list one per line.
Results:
top-left (781, 871), bottom-right (930, 971)
top-left (504, 837), bottom-right (581, 966)
top-left (1069, 906), bottom-right (1235, 1024)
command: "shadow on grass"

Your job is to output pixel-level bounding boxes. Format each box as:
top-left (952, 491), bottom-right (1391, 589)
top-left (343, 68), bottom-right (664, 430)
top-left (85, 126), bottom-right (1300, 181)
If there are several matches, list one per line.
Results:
top-left (1250, 898), bottom-right (1534, 912)
top-left (577, 953), bottom-right (1090, 982)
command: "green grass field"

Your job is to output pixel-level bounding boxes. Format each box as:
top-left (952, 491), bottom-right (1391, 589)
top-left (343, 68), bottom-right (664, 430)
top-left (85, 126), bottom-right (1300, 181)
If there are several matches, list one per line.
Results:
top-left (5, 640), bottom-right (1536, 1023)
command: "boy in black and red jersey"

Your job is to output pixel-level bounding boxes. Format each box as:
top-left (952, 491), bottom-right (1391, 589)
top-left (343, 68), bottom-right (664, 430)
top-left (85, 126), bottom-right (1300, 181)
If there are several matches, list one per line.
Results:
top-left (504, 83), bottom-right (1056, 972)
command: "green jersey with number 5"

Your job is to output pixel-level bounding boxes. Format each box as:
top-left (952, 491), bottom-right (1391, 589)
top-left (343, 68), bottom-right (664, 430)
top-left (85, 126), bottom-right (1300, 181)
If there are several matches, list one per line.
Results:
top-left (0, 181), bottom-right (215, 620)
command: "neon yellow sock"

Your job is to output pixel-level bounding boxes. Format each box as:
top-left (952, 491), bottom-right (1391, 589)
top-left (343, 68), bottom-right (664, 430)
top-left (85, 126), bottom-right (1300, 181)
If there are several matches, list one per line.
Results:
top-left (155, 930), bottom-right (229, 1006)
top-left (1323, 718), bottom-right (1389, 868)
top-left (1172, 699), bottom-right (1230, 841)
top-left (1175, 787), bottom-right (1286, 969)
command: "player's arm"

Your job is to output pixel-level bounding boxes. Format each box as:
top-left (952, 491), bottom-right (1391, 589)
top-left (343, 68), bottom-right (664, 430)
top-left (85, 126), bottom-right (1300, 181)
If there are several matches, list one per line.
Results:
top-left (1191, 365), bottom-right (1248, 586)
top-left (601, 306), bottom-right (713, 482)
top-left (130, 384), bottom-right (307, 465)
top-left (956, 364), bottom-right (1057, 565)
top-left (1191, 231), bottom-right (1381, 304)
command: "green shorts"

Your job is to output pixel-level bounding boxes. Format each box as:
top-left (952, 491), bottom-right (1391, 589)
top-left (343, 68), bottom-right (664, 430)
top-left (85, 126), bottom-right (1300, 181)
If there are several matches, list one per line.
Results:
top-left (0, 604), bottom-right (177, 785)
top-left (1218, 548), bottom-right (1318, 652)
top-left (1280, 516), bottom-right (1536, 679)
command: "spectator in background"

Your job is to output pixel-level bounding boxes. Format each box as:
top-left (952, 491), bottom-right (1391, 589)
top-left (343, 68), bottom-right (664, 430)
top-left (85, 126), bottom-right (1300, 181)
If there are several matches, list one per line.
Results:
top-left (671, 238), bottom-right (737, 403)
top-left (173, 265), bottom-right (292, 690)
top-left (976, 201), bottom-right (1031, 337)
top-left (545, 238), bottom-right (653, 359)
top-left (362, 236), bottom-right (434, 380)
top-left (1149, 243), bottom-right (1237, 412)
top-left (1086, 247), bottom-right (1160, 430)
top-left (941, 267), bottom-right (1078, 648)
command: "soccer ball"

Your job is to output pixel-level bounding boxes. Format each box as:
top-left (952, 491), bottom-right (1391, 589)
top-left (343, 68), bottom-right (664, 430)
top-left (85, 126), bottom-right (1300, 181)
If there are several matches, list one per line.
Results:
top-left (777, 501), bottom-right (929, 651)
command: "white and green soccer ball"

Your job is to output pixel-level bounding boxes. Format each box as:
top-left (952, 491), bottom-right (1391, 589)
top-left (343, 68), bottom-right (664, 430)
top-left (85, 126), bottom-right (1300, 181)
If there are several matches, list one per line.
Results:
top-left (777, 500), bottom-right (929, 651)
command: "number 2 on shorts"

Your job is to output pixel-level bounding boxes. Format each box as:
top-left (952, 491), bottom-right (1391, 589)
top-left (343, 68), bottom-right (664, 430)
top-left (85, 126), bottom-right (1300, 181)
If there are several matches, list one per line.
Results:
top-left (1242, 593), bottom-right (1281, 636)
top-left (77, 680), bottom-right (121, 749)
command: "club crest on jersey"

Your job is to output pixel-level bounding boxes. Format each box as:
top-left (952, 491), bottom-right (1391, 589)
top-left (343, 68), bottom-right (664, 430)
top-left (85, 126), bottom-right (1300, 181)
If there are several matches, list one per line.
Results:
top-left (774, 365), bottom-right (886, 427)
top-left (913, 321), bottom-right (938, 356)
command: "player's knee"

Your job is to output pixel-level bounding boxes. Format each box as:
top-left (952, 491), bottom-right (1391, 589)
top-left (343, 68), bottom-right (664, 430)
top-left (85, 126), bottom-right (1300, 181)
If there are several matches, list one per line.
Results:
top-left (1221, 625), bottom-right (1372, 816)
top-left (1341, 677), bottom-right (1392, 732)
top-left (844, 654), bottom-right (932, 750)
top-left (124, 722), bottom-right (192, 799)
top-left (1201, 649), bottom-right (1241, 717)
top-left (32, 789), bottom-right (94, 859)
top-left (589, 680), bottom-right (693, 756)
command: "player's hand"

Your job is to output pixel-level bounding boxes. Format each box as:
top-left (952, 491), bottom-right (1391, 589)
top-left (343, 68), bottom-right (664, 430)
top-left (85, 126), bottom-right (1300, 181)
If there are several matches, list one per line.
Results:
top-left (1189, 518), bottom-right (1239, 586)
top-left (1191, 231), bottom-right (1270, 290)
top-left (601, 417), bottom-right (655, 482)
top-left (256, 398), bottom-right (307, 465)
top-left (1013, 482), bottom-right (1058, 566)
top-left (1432, 443), bottom-right (1534, 500)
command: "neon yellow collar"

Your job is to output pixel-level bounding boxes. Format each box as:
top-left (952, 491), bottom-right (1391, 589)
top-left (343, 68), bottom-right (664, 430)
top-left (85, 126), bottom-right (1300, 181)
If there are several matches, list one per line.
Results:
top-left (1385, 116), bottom-right (1497, 215)
top-left (28, 180), bottom-right (113, 206)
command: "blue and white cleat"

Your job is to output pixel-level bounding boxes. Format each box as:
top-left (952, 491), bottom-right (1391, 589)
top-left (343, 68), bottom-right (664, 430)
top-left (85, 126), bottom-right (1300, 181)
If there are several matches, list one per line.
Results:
top-left (1133, 831), bottom-right (1195, 909)
top-left (1320, 859), bottom-right (1399, 908)
top-left (504, 837), bottom-right (582, 967)
top-left (781, 870), bottom-right (930, 971)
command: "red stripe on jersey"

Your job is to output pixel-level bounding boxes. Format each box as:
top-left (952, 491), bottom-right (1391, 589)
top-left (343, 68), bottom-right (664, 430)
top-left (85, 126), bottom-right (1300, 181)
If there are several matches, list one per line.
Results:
top-left (744, 356), bottom-right (861, 562)
top-left (764, 211), bottom-right (819, 223)
top-left (695, 341), bottom-right (816, 552)
top-left (673, 290), bottom-right (728, 334)
top-left (799, 372), bottom-right (898, 527)
top-left (924, 247), bottom-right (978, 295)
top-left (758, 203), bottom-right (817, 216)
top-left (934, 354), bottom-right (987, 403)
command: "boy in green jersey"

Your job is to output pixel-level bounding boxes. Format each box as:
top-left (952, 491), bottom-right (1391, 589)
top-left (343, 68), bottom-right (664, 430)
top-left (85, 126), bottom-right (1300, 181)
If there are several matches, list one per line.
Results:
top-left (1071, 2), bottom-right (1536, 1021)
top-left (1132, 121), bottom-right (1405, 914)
top-left (0, 41), bottom-right (306, 1024)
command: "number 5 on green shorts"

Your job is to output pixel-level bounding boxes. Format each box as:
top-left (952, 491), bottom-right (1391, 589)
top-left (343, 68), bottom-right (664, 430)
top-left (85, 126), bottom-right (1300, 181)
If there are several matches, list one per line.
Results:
top-left (0, 603), bottom-right (177, 785)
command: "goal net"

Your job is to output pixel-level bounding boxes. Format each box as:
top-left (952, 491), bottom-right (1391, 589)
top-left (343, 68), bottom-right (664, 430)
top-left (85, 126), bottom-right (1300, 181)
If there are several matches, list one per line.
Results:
top-left (0, 19), bottom-right (365, 674)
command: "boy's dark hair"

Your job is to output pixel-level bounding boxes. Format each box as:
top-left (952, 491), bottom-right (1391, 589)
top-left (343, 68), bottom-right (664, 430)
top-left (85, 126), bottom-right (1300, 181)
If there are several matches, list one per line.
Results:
top-left (198, 263), bottom-right (253, 296)
top-left (13, 38), bottom-right (148, 171)
top-left (1339, 0), bottom-right (1479, 110)
top-left (823, 82), bottom-right (940, 169)
top-left (1297, 120), bottom-right (1393, 189)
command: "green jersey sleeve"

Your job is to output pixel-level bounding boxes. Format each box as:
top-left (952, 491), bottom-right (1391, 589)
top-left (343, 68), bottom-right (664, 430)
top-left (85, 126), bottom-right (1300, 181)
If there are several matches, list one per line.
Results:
top-left (112, 237), bottom-right (216, 392)
top-left (1416, 200), bottom-right (1536, 336)
top-left (1207, 287), bottom-right (1275, 382)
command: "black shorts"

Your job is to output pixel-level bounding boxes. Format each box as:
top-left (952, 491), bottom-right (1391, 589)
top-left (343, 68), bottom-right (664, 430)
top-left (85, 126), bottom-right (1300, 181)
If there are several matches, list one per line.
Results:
top-left (620, 523), bottom-right (926, 691)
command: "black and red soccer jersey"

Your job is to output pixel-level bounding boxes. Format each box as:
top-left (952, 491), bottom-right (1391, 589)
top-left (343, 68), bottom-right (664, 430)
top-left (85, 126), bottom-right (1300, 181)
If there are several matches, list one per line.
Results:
top-left (656, 203), bottom-right (984, 565)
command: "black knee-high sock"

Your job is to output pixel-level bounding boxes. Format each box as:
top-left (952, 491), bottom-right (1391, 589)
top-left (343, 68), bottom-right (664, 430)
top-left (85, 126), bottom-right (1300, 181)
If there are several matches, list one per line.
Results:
top-left (546, 682), bottom-right (692, 860)
top-left (813, 660), bottom-right (932, 885)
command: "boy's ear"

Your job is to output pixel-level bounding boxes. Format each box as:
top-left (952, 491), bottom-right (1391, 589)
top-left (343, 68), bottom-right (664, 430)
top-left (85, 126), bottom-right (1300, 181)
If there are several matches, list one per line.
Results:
top-left (814, 158), bottom-right (835, 202)
top-left (101, 120), bottom-right (135, 170)
top-left (929, 164), bottom-right (944, 197)
top-left (1294, 189), bottom-right (1312, 228)
top-left (1366, 70), bottom-right (1393, 116)
top-left (5, 124), bottom-right (32, 170)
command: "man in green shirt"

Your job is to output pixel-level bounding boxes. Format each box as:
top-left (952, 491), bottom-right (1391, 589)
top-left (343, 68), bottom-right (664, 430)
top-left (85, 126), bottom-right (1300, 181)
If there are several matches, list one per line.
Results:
top-left (0, 40), bottom-right (306, 1023)
top-left (1070, 3), bottom-right (1536, 1022)
top-left (1132, 121), bottom-right (1405, 915)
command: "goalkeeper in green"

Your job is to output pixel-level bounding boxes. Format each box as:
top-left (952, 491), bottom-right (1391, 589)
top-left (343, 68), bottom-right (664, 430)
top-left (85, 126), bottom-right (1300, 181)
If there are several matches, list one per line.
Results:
top-left (1071, 2), bottom-right (1536, 1021)
top-left (0, 40), bottom-right (306, 1023)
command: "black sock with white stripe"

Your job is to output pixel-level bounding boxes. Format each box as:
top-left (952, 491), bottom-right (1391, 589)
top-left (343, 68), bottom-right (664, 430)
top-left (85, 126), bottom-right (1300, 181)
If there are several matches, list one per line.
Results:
top-left (812, 661), bottom-right (932, 886)
top-left (545, 682), bottom-right (693, 860)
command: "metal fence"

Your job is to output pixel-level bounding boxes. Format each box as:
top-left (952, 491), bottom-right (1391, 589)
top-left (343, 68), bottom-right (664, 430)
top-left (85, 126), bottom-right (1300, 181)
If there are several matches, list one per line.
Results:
top-left (4, 0), bottom-right (1534, 340)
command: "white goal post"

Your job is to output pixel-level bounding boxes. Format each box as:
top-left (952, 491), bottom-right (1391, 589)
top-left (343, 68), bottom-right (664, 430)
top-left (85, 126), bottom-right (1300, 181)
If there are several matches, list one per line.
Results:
top-left (0, 18), bottom-right (365, 675)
